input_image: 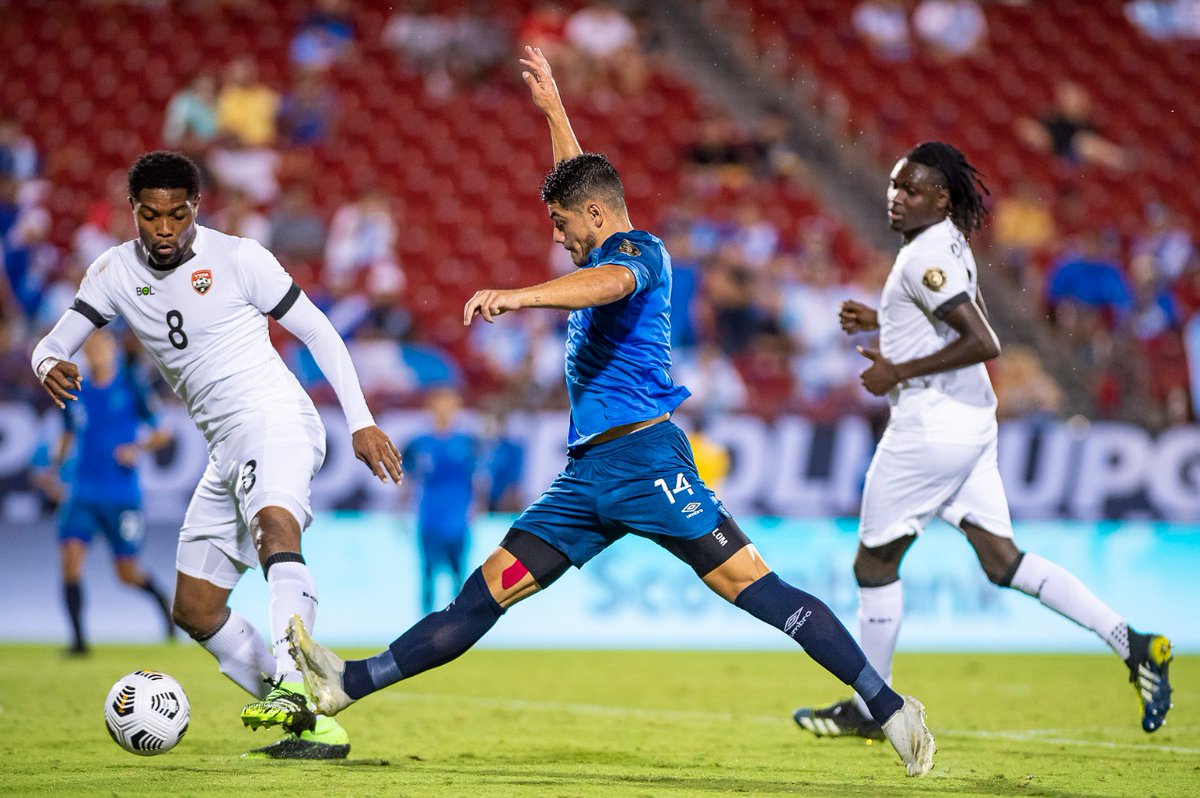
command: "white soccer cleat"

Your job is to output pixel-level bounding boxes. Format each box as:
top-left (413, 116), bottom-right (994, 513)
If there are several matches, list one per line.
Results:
top-left (286, 615), bottom-right (355, 716)
top-left (880, 696), bottom-right (936, 777)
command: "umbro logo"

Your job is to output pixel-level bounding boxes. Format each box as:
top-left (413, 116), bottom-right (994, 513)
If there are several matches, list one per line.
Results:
top-left (784, 606), bottom-right (812, 638)
top-left (681, 502), bottom-right (701, 514)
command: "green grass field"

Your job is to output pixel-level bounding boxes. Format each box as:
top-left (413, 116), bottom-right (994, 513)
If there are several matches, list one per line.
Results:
top-left (0, 644), bottom-right (1193, 797)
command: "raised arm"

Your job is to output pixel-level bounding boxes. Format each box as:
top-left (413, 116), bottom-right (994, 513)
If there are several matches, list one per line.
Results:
top-left (520, 46), bottom-right (582, 164)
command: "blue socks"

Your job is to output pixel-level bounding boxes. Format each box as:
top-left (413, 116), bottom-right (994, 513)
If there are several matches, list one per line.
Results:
top-left (342, 568), bottom-right (505, 700)
top-left (735, 572), bottom-right (903, 723)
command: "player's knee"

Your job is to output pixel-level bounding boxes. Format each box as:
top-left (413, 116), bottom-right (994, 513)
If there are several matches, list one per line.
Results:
top-left (250, 506), bottom-right (300, 554)
top-left (172, 596), bottom-right (227, 639)
top-left (853, 544), bottom-right (902, 587)
top-left (495, 529), bottom-right (570, 591)
top-left (983, 549), bottom-right (1024, 586)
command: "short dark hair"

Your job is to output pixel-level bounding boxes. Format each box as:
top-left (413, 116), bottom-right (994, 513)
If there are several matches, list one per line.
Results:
top-left (128, 151), bottom-right (201, 199)
top-left (905, 141), bottom-right (989, 235)
top-left (539, 152), bottom-right (625, 211)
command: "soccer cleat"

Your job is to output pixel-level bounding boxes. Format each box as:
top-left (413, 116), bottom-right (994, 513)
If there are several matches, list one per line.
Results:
top-left (240, 679), bottom-right (316, 734)
top-left (793, 698), bottom-right (885, 740)
top-left (242, 714), bottom-right (350, 760)
top-left (880, 696), bottom-right (936, 777)
top-left (1128, 633), bottom-right (1173, 733)
top-left (287, 615), bottom-right (355, 716)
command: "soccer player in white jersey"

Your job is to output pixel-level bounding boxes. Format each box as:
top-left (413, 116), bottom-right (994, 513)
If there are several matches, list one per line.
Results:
top-left (793, 142), bottom-right (1173, 740)
top-left (33, 151), bottom-right (403, 759)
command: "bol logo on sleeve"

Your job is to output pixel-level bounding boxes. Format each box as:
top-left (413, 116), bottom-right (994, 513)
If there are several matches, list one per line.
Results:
top-left (191, 269), bottom-right (213, 295)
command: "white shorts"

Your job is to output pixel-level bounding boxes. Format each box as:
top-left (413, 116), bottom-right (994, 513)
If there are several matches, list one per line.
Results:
top-left (176, 409), bottom-right (326, 585)
top-left (859, 431), bottom-right (1013, 548)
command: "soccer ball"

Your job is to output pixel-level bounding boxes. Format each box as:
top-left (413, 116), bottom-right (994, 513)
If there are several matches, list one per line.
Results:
top-left (103, 670), bottom-right (190, 756)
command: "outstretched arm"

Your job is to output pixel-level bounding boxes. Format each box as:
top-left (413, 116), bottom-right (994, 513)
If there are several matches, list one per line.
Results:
top-left (464, 264), bottom-right (635, 325)
top-left (275, 292), bottom-right (403, 484)
top-left (520, 45), bottom-right (582, 164)
top-left (857, 300), bottom-right (1000, 396)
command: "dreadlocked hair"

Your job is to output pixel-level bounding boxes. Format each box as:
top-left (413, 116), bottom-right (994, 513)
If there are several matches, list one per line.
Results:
top-left (905, 141), bottom-right (989, 236)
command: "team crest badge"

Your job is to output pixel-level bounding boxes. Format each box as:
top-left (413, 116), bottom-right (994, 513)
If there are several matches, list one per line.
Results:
top-left (191, 269), bottom-right (212, 295)
top-left (922, 267), bottom-right (946, 291)
top-left (618, 239), bottom-right (641, 257)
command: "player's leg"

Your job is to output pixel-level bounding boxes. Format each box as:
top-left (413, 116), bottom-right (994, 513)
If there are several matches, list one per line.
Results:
top-left (289, 528), bottom-right (571, 715)
top-left (668, 518), bottom-right (933, 777)
top-left (106, 508), bottom-right (174, 639)
top-left (174, 540), bottom-right (271, 697)
top-left (59, 531), bottom-right (88, 655)
top-left (947, 441), bottom-right (1172, 731)
top-left (417, 528), bottom-right (438, 616)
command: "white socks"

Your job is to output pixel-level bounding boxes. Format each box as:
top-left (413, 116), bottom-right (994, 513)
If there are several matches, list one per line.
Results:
top-left (266, 560), bottom-right (318, 684)
top-left (1009, 552), bottom-right (1129, 660)
top-left (200, 610), bottom-right (275, 698)
top-left (852, 581), bottom-right (903, 716)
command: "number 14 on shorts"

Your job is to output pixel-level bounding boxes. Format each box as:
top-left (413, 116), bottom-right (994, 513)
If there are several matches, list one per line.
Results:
top-left (654, 473), bottom-right (694, 504)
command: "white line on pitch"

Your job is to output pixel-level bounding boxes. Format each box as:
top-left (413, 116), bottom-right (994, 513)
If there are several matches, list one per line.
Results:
top-left (389, 693), bottom-right (1197, 754)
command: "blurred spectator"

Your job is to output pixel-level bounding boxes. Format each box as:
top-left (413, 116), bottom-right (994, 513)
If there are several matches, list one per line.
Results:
top-left (1125, 0), bottom-right (1200, 40)
top-left (209, 189), bottom-right (270, 246)
top-left (3, 179), bottom-right (54, 319)
top-left (684, 115), bottom-right (758, 191)
top-left (1016, 81), bottom-right (1130, 171)
top-left (700, 252), bottom-right (768, 355)
top-left (1046, 233), bottom-right (1133, 322)
top-left (729, 202), bottom-right (780, 270)
top-left (1128, 256), bottom-right (1181, 341)
top-left (1131, 201), bottom-right (1195, 285)
top-left (161, 73), bottom-right (218, 150)
top-left (993, 343), bottom-right (1064, 420)
top-left (744, 110), bottom-right (805, 182)
top-left (73, 171), bottom-right (130, 268)
top-left (207, 143), bottom-right (281, 204)
top-left (518, 1), bottom-right (572, 62)
top-left (269, 185), bottom-right (326, 265)
top-left (853, 0), bottom-right (913, 61)
top-left (991, 179), bottom-right (1056, 275)
top-left (290, 0), bottom-right (355, 71)
top-left (383, 2), bottom-right (460, 99)
top-left (564, 1), bottom-right (646, 97)
top-left (279, 70), bottom-right (338, 146)
top-left (682, 413), bottom-right (731, 491)
top-left (449, 1), bottom-right (510, 90)
top-left (912, 0), bottom-right (987, 58)
top-left (0, 116), bottom-right (39, 182)
top-left (672, 343), bottom-right (748, 413)
top-left (216, 58), bottom-right (280, 147)
top-left (480, 409), bottom-right (525, 513)
top-left (325, 185), bottom-right (401, 292)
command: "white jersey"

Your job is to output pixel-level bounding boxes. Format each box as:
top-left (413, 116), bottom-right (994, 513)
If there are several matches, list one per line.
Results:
top-left (878, 217), bottom-right (996, 443)
top-left (73, 225), bottom-right (318, 446)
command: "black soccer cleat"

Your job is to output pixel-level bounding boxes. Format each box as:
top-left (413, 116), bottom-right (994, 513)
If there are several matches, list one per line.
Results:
top-left (1128, 632), bottom-right (1173, 733)
top-left (793, 698), bottom-right (885, 740)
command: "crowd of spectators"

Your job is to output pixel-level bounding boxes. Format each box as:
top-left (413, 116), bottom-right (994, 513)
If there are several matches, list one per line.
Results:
top-left (2, 0), bottom-right (1197, 435)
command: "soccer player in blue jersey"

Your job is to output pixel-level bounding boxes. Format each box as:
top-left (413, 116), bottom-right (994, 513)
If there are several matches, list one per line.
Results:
top-left (287, 47), bottom-right (935, 777)
top-left (48, 329), bottom-right (174, 654)
top-left (403, 387), bottom-right (480, 614)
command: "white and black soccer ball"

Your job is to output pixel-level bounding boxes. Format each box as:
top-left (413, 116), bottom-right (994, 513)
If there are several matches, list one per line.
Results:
top-left (103, 670), bottom-right (190, 756)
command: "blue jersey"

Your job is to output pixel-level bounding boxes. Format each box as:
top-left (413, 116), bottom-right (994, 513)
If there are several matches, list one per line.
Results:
top-left (62, 367), bottom-right (156, 506)
top-left (566, 230), bottom-right (690, 446)
top-left (404, 432), bottom-right (479, 538)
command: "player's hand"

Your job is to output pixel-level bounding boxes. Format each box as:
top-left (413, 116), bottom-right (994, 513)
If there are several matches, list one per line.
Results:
top-left (464, 289), bottom-right (523, 325)
top-left (839, 300), bottom-right (879, 334)
top-left (353, 426), bottom-right (403, 485)
top-left (857, 346), bottom-right (901, 396)
top-left (39, 359), bottom-right (82, 409)
top-left (519, 45), bottom-right (563, 115)
top-left (114, 444), bottom-right (140, 467)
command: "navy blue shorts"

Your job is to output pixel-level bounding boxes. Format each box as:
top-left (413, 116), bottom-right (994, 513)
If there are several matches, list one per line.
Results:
top-left (59, 501), bottom-right (144, 558)
top-left (512, 421), bottom-right (729, 567)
